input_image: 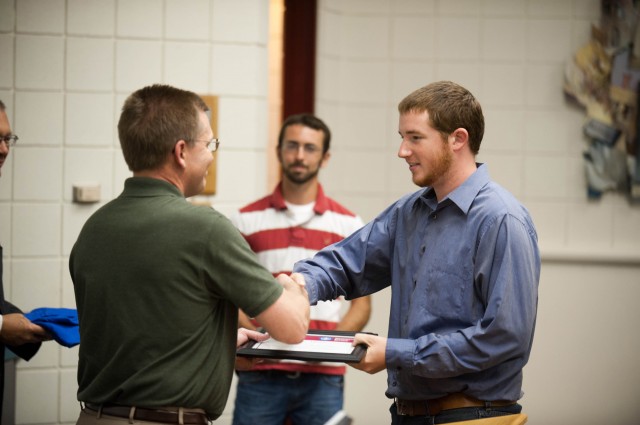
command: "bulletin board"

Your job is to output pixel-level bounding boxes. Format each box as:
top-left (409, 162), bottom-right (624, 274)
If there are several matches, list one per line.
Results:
top-left (200, 95), bottom-right (218, 195)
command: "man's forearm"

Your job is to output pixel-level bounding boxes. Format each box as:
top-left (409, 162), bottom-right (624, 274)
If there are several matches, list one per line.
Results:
top-left (335, 296), bottom-right (371, 332)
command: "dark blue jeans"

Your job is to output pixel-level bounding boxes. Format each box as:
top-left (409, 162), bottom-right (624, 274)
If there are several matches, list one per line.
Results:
top-left (390, 402), bottom-right (522, 424)
top-left (233, 370), bottom-right (344, 425)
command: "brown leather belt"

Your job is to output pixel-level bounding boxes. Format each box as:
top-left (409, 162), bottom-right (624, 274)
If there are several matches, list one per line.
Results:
top-left (84, 403), bottom-right (208, 424)
top-left (394, 393), bottom-right (516, 416)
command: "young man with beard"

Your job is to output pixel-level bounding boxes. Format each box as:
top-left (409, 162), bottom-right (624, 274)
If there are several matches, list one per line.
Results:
top-left (292, 82), bottom-right (541, 424)
top-left (231, 114), bottom-right (371, 425)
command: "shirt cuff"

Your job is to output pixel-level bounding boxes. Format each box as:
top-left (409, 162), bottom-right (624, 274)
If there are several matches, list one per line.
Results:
top-left (299, 272), bottom-right (319, 305)
top-left (385, 337), bottom-right (415, 371)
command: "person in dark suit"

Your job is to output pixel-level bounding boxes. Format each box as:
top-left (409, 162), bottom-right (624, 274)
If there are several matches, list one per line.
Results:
top-left (0, 100), bottom-right (50, 418)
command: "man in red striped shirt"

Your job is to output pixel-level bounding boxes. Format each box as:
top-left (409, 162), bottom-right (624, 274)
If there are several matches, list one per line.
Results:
top-left (230, 114), bottom-right (371, 425)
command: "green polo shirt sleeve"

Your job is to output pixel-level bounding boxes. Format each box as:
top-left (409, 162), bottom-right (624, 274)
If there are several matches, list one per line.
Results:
top-left (200, 209), bottom-right (283, 318)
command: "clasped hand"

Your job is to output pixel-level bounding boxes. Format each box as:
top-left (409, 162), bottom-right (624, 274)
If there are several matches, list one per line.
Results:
top-left (0, 313), bottom-right (52, 346)
top-left (350, 333), bottom-right (387, 374)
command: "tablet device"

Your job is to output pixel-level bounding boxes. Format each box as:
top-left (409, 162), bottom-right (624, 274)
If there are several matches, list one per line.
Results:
top-left (237, 330), bottom-right (373, 363)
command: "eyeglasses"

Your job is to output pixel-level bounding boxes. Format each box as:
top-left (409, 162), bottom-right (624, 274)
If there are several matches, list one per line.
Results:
top-left (0, 134), bottom-right (18, 146)
top-left (195, 137), bottom-right (220, 152)
top-left (282, 141), bottom-right (321, 155)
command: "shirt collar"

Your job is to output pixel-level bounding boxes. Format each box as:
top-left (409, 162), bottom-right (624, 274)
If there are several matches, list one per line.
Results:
top-left (268, 182), bottom-right (329, 214)
top-left (122, 177), bottom-right (184, 198)
top-left (416, 163), bottom-right (490, 215)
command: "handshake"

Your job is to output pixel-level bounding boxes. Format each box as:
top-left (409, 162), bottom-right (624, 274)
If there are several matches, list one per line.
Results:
top-left (236, 272), bottom-right (309, 344)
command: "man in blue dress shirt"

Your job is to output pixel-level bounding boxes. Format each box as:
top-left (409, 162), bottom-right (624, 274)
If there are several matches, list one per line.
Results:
top-left (293, 81), bottom-right (540, 424)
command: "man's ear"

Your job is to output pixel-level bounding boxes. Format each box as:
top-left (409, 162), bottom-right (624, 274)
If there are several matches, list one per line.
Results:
top-left (320, 150), bottom-right (331, 168)
top-left (450, 128), bottom-right (469, 152)
top-left (173, 139), bottom-right (188, 169)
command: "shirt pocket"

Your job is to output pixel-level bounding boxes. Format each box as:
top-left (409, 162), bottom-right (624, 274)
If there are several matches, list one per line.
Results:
top-left (422, 265), bottom-right (470, 320)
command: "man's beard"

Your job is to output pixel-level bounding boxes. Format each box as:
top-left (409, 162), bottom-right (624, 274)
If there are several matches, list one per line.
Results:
top-left (414, 144), bottom-right (452, 187)
top-left (283, 162), bottom-right (320, 184)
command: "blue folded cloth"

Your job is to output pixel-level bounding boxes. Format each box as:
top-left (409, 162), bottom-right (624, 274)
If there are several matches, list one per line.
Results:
top-left (25, 307), bottom-right (80, 348)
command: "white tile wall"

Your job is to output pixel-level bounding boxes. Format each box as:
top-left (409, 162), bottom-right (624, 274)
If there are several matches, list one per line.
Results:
top-left (11, 267), bottom-right (61, 340)
top-left (63, 148), bottom-right (115, 201)
top-left (483, 0), bottom-right (526, 17)
top-left (525, 63), bottom-right (566, 106)
top-left (392, 17), bottom-right (436, 60)
top-left (13, 148), bottom-right (63, 200)
top-left (315, 56), bottom-right (342, 101)
top-left (392, 0), bottom-right (435, 15)
top-left (436, 17), bottom-right (481, 60)
top-left (324, 0), bottom-right (391, 15)
top-left (60, 368), bottom-right (80, 422)
top-left (340, 15), bottom-right (389, 59)
top-left (613, 198), bottom-right (640, 248)
top-left (524, 154), bottom-right (568, 199)
top-left (526, 0), bottom-right (572, 17)
top-left (17, 335), bottom-right (59, 369)
top-left (1, 1), bottom-right (270, 422)
top-left (325, 150), bottom-right (388, 194)
top-left (15, 35), bottom-right (64, 90)
top-left (11, 205), bottom-right (61, 256)
top-left (482, 19), bottom-right (526, 60)
top-left (60, 343), bottom-right (79, 367)
top-left (566, 154), bottom-right (588, 201)
top-left (215, 150), bottom-right (267, 203)
top-left (14, 91), bottom-right (64, 146)
top-left (315, 0), bottom-right (640, 261)
top-left (16, 0), bottom-right (65, 34)
top-left (327, 104), bottom-right (389, 150)
top-left (478, 152), bottom-right (525, 198)
top-left (165, 0), bottom-right (210, 40)
top-left (566, 200), bottom-right (615, 247)
top-left (0, 34), bottom-right (13, 88)
top-left (483, 108), bottom-right (526, 153)
top-left (65, 93), bottom-right (115, 146)
top-left (164, 41), bottom-right (210, 92)
top-left (66, 38), bottom-right (115, 91)
top-left (524, 110), bottom-right (573, 153)
top-left (0, 152), bottom-right (13, 199)
top-left (0, 204), bottom-right (10, 252)
top-left (15, 369), bottom-right (59, 423)
top-left (437, 0), bottom-right (481, 16)
top-left (67, 0), bottom-right (116, 36)
top-left (115, 40), bottom-right (163, 92)
top-left (317, 9), bottom-right (343, 57)
top-left (482, 63), bottom-right (525, 106)
top-left (0, 1), bottom-right (16, 31)
top-left (527, 200), bottom-right (568, 248)
top-left (390, 62), bottom-right (436, 104)
top-left (435, 62), bottom-right (483, 96)
top-left (527, 19), bottom-right (573, 62)
top-left (217, 97), bottom-right (268, 149)
top-left (211, 0), bottom-right (269, 43)
top-left (116, 0), bottom-right (163, 38)
top-left (1, 0), bottom-right (639, 424)
top-left (338, 61), bottom-right (390, 104)
top-left (210, 44), bottom-right (268, 96)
